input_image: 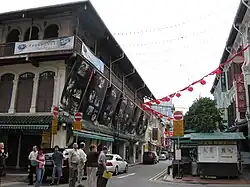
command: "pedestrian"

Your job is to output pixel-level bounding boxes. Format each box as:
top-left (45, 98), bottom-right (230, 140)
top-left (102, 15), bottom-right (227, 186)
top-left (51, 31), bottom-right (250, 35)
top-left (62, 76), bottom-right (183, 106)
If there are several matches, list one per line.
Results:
top-left (86, 144), bottom-right (99, 187)
top-left (28, 145), bottom-right (38, 185)
top-left (50, 145), bottom-right (64, 185)
top-left (68, 143), bottom-right (80, 187)
top-left (0, 142), bottom-right (7, 185)
top-left (35, 149), bottom-right (45, 187)
top-left (97, 146), bottom-right (109, 187)
top-left (78, 142), bottom-right (87, 187)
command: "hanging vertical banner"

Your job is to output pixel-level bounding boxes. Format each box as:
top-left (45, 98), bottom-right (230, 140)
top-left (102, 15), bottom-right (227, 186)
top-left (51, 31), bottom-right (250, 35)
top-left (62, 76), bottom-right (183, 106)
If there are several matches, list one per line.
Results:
top-left (98, 86), bottom-right (122, 126)
top-left (82, 72), bottom-right (108, 122)
top-left (60, 56), bottom-right (94, 114)
top-left (236, 74), bottom-right (246, 113)
top-left (130, 107), bottom-right (142, 134)
top-left (152, 127), bottom-right (159, 140)
top-left (52, 118), bottom-right (58, 135)
top-left (113, 96), bottom-right (128, 131)
top-left (123, 99), bottom-right (135, 132)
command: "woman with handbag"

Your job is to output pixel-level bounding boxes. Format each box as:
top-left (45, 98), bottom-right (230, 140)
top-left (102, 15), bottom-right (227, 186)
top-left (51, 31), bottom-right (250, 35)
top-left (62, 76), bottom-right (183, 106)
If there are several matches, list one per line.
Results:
top-left (97, 146), bottom-right (109, 187)
top-left (35, 149), bottom-right (45, 187)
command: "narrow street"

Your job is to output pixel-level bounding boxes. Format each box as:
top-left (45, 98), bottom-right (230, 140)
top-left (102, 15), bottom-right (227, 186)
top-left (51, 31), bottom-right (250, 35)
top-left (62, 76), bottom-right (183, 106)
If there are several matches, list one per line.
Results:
top-left (1, 160), bottom-right (249, 187)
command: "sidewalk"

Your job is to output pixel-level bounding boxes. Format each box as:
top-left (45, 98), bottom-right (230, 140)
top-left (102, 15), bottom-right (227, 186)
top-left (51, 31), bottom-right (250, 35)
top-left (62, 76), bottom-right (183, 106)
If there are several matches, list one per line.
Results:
top-left (163, 168), bottom-right (250, 185)
top-left (128, 162), bottom-right (141, 167)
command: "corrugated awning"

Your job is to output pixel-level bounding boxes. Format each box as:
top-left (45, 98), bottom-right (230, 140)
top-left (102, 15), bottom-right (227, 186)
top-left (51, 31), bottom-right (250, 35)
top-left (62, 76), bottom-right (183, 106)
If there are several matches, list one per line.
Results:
top-left (73, 130), bottom-right (114, 142)
top-left (190, 132), bottom-right (246, 140)
top-left (0, 115), bottom-right (52, 130)
top-left (0, 124), bottom-right (49, 130)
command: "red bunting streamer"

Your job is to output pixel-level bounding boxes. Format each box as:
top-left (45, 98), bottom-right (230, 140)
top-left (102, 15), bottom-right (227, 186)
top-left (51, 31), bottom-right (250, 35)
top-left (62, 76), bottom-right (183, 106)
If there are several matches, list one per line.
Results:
top-left (141, 44), bottom-right (250, 120)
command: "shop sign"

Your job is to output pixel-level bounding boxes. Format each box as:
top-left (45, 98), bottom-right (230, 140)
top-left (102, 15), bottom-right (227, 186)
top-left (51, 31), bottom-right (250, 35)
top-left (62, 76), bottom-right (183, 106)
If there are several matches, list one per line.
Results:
top-left (236, 74), bottom-right (246, 113)
top-left (218, 145), bottom-right (237, 163)
top-left (198, 145), bottom-right (238, 163)
top-left (42, 131), bottom-right (51, 144)
top-left (14, 36), bottom-right (74, 54)
top-left (198, 146), bottom-right (218, 163)
top-left (81, 42), bottom-right (104, 73)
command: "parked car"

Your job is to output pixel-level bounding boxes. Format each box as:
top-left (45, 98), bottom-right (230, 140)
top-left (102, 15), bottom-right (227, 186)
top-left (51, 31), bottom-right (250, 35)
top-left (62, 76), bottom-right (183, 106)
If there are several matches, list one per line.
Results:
top-left (143, 151), bottom-right (158, 164)
top-left (159, 151), bottom-right (169, 160)
top-left (152, 151), bottom-right (159, 163)
top-left (41, 148), bottom-right (70, 182)
top-left (159, 153), bottom-right (167, 160)
top-left (105, 154), bottom-right (128, 175)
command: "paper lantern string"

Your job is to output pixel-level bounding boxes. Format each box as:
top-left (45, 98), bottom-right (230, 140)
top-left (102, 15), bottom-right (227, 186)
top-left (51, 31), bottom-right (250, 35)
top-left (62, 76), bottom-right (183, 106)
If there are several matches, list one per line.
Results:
top-left (141, 44), bottom-right (250, 120)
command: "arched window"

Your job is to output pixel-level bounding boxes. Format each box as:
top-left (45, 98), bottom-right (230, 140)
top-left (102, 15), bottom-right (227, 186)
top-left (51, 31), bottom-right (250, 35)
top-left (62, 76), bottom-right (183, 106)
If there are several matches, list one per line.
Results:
top-left (16, 72), bottom-right (35, 113)
top-left (44, 24), bottom-right (59, 39)
top-left (0, 73), bottom-right (14, 113)
top-left (24, 26), bottom-right (39, 41)
top-left (6, 29), bottom-right (20, 42)
top-left (36, 71), bottom-right (55, 112)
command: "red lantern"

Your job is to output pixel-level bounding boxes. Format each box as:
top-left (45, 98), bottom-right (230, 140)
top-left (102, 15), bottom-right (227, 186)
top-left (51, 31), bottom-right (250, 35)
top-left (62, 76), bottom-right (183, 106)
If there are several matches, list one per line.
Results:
top-left (145, 102), bottom-right (152, 106)
top-left (187, 87), bottom-right (193, 92)
top-left (160, 97), bottom-right (170, 102)
top-left (200, 79), bottom-right (206, 85)
top-left (159, 114), bottom-right (163, 118)
top-left (155, 100), bottom-right (161, 104)
top-left (176, 93), bottom-right (181, 98)
top-left (169, 93), bottom-right (175, 98)
top-left (215, 68), bottom-right (222, 75)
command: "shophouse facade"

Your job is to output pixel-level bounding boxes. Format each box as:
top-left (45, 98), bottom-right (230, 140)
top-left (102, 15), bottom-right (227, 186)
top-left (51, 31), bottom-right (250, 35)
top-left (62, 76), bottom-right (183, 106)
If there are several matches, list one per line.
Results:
top-left (0, 1), bottom-right (155, 168)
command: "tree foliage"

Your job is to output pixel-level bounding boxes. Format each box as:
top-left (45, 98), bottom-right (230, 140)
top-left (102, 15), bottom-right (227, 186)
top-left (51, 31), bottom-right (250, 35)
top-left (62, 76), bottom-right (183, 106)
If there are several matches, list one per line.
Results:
top-left (184, 97), bottom-right (222, 133)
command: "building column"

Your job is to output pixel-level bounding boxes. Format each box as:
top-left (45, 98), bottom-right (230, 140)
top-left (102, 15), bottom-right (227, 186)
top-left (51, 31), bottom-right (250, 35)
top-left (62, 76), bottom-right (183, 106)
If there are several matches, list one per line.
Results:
top-left (30, 73), bottom-right (39, 113)
top-left (109, 142), bottom-right (113, 154)
top-left (132, 143), bottom-right (136, 163)
top-left (8, 76), bottom-right (19, 113)
top-left (57, 67), bottom-right (66, 105)
top-left (16, 134), bottom-right (22, 169)
top-left (53, 74), bottom-right (59, 106)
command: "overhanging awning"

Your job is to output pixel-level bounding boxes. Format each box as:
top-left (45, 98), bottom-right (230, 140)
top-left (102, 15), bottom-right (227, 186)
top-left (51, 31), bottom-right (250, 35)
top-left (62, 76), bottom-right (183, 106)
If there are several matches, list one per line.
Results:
top-left (0, 115), bottom-right (52, 130)
top-left (0, 124), bottom-right (49, 130)
top-left (73, 130), bottom-right (114, 142)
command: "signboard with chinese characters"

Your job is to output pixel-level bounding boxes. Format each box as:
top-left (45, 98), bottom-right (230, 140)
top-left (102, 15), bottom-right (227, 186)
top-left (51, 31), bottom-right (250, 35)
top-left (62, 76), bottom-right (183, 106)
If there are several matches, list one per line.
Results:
top-left (198, 146), bottom-right (218, 163)
top-left (218, 145), bottom-right (237, 163)
top-left (236, 74), bottom-right (246, 113)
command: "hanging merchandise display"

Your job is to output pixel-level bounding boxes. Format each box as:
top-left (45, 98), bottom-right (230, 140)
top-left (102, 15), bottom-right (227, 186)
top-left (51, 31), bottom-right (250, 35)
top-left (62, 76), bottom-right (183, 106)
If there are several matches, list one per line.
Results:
top-left (140, 45), bottom-right (249, 120)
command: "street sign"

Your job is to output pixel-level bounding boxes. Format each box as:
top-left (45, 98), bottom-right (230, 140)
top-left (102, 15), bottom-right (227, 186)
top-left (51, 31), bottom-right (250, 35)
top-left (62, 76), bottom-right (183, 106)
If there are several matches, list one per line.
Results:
top-left (173, 120), bottom-right (184, 136)
top-left (173, 111), bottom-right (183, 120)
top-left (52, 118), bottom-right (58, 135)
top-left (74, 112), bottom-right (82, 130)
top-left (52, 106), bottom-right (59, 119)
top-left (74, 112), bottom-right (82, 122)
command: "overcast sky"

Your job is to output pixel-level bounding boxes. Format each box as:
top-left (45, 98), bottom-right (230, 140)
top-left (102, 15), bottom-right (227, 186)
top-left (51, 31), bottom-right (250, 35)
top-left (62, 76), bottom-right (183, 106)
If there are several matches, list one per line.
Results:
top-left (0, 0), bottom-right (240, 112)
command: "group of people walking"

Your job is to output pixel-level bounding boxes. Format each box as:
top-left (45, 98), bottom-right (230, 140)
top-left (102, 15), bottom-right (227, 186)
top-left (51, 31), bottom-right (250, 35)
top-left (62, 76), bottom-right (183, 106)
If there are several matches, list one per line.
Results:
top-left (28, 142), bottom-right (109, 187)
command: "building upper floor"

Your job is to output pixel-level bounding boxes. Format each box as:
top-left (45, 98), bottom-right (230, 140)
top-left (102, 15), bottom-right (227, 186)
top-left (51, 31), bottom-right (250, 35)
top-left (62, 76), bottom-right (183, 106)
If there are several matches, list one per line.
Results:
top-left (210, 1), bottom-right (250, 125)
top-left (0, 1), bottom-right (154, 103)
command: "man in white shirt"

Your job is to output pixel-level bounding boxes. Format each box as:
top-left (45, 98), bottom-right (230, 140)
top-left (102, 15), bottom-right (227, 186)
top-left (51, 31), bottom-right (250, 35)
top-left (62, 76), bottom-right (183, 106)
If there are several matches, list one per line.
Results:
top-left (28, 146), bottom-right (38, 185)
top-left (78, 142), bottom-right (87, 187)
top-left (69, 143), bottom-right (80, 187)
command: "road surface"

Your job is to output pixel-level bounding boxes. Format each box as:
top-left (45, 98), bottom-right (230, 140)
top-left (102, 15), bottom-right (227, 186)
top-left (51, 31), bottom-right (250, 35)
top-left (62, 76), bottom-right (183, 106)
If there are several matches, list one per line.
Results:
top-left (1, 160), bottom-right (249, 187)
